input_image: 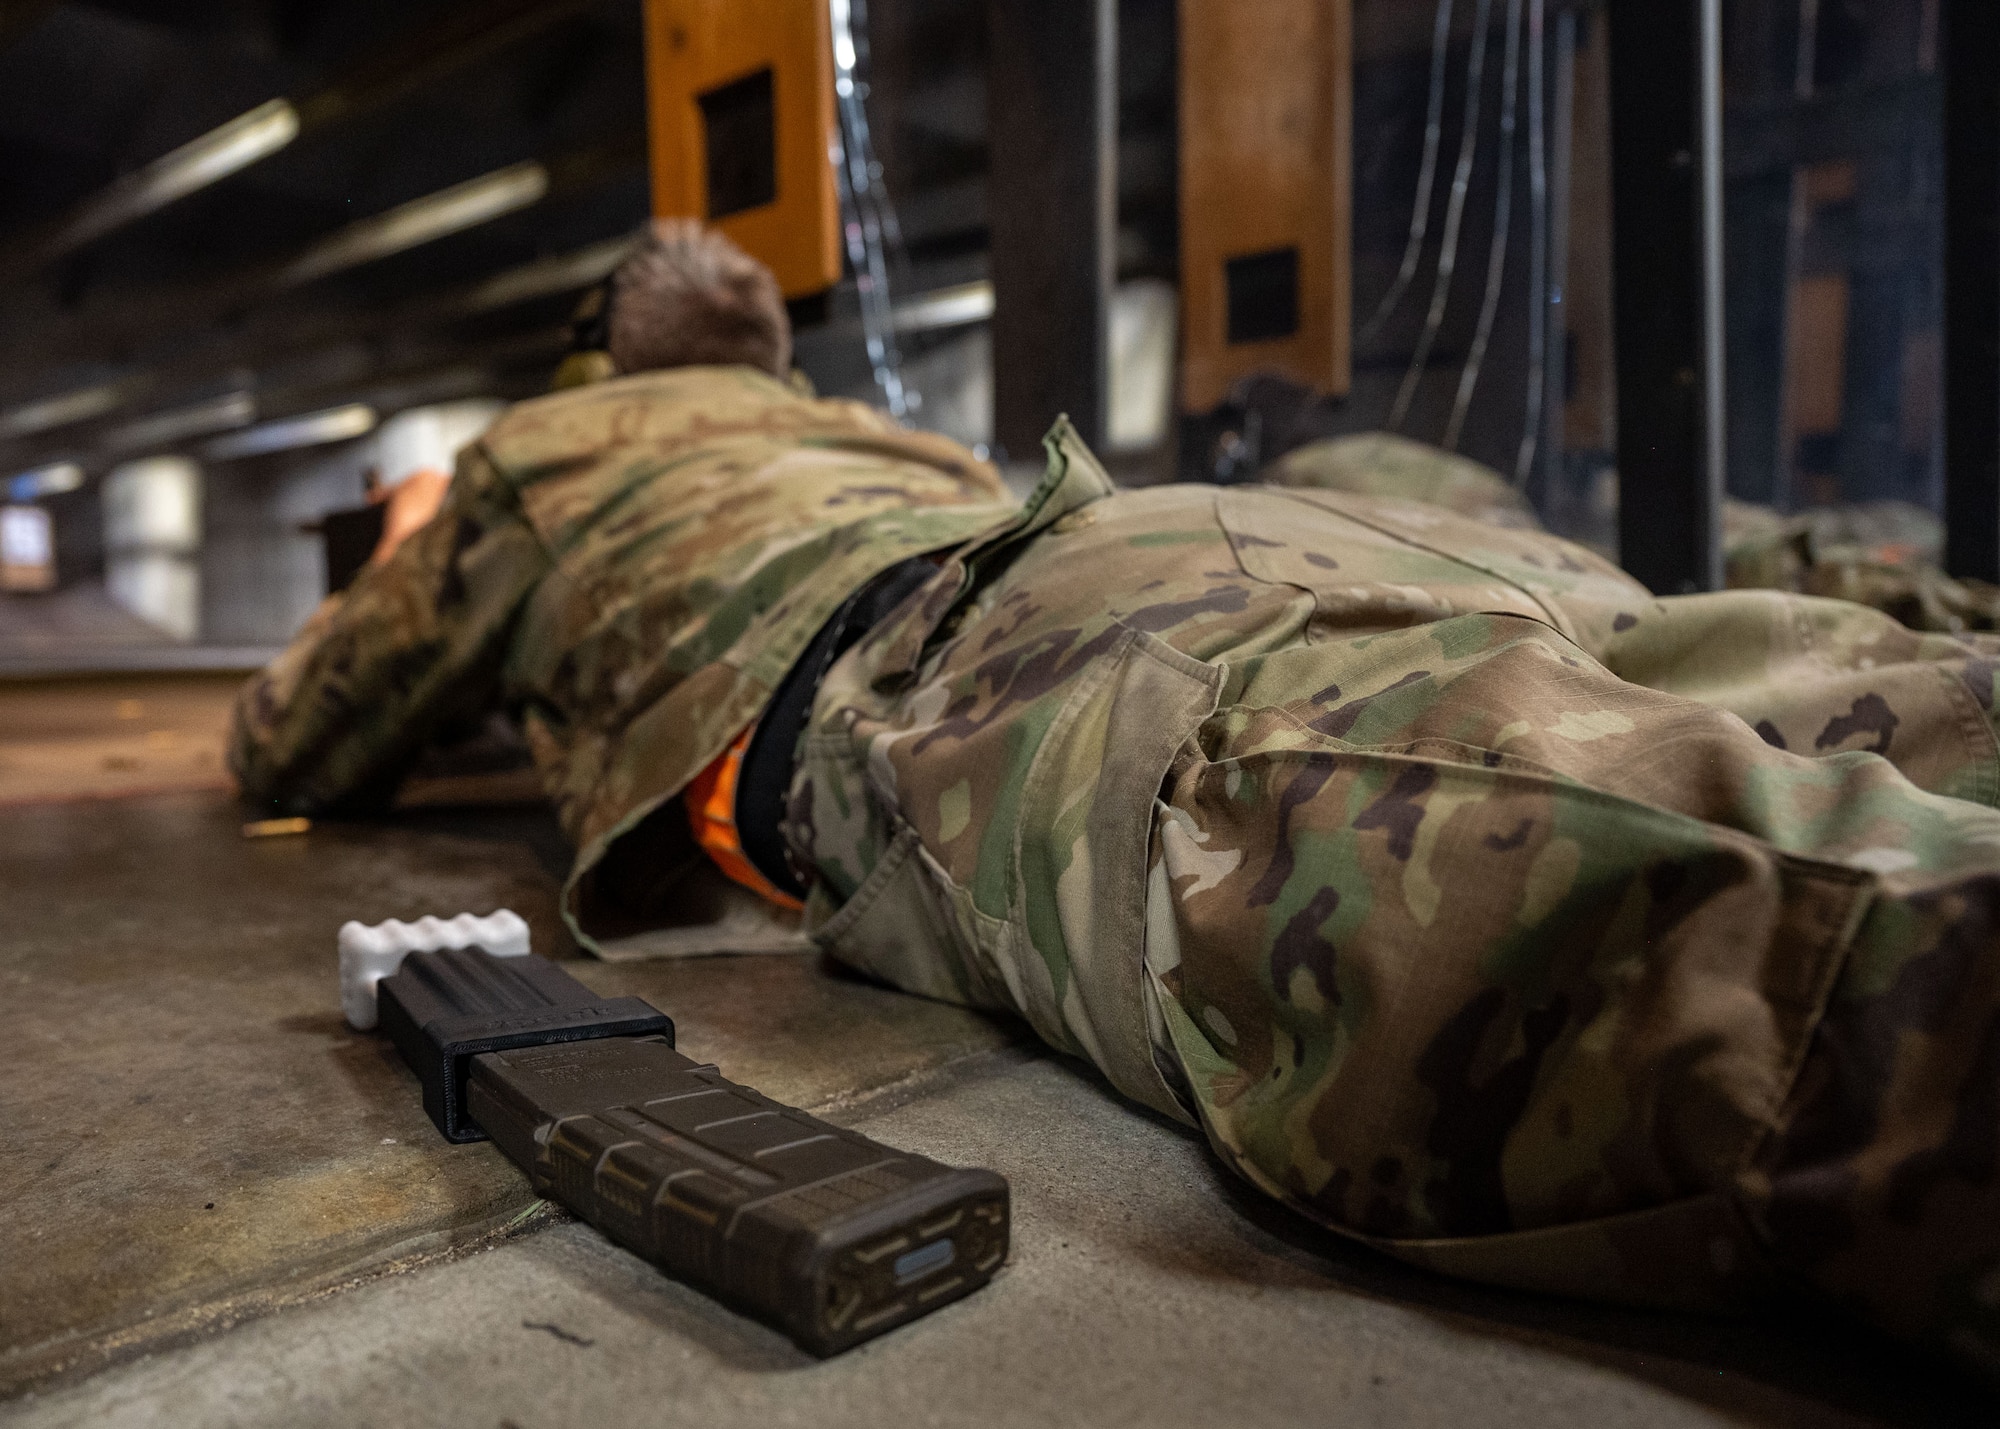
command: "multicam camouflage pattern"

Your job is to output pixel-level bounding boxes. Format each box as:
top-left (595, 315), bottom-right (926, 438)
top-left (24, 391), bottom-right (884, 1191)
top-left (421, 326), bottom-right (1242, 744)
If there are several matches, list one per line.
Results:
top-left (229, 364), bottom-right (1012, 944)
top-left (790, 419), bottom-right (2000, 1379)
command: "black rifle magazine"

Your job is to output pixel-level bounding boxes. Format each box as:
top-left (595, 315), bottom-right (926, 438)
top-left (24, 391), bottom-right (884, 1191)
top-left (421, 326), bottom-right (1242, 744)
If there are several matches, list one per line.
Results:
top-left (467, 1035), bottom-right (1010, 1356)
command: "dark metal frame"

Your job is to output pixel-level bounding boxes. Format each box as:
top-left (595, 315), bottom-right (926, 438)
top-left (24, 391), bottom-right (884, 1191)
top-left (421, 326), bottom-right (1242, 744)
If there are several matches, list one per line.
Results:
top-left (1944, 0), bottom-right (2000, 583)
top-left (1606, 0), bottom-right (1726, 595)
top-left (987, 0), bottom-right (1118, 458)
top-left (1618, 0), bottom-right (1995, 587)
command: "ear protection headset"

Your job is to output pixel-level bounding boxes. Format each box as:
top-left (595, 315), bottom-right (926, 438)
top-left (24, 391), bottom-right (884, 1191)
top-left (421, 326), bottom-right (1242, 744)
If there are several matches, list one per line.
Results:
top-left (569, 278), bottom-right (615, 354)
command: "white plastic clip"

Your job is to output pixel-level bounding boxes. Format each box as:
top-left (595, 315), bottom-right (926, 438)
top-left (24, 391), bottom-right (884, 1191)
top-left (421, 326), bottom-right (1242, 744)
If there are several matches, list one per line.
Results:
top-left (338, 909), bottom-right (531, 1031)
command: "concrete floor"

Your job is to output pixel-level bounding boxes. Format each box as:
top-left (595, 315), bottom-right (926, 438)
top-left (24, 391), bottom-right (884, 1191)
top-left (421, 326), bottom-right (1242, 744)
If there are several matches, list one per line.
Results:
top-left (2, 676), bottom-right (1994, 1426)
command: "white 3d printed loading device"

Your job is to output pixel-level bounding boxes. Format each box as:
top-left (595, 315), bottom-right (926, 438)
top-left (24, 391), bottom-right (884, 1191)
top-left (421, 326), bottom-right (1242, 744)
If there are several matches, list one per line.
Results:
top-left (338, 909), bottom-right (531, 1030)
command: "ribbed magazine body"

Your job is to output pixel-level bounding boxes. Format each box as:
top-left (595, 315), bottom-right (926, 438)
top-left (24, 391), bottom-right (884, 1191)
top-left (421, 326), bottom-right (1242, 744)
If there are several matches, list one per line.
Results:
top-left (469, 1036), bottom-right (1009, 1354)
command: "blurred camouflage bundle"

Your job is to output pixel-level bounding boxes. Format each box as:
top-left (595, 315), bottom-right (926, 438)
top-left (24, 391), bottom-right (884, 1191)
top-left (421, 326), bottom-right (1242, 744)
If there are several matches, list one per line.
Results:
top-left (1270, 431), bottom-right (2000, 632)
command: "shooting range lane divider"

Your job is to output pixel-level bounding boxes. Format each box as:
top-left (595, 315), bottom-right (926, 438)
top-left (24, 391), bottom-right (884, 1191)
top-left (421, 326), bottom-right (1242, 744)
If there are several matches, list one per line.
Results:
top-left (341, 913), bottom-right (1011, 1355)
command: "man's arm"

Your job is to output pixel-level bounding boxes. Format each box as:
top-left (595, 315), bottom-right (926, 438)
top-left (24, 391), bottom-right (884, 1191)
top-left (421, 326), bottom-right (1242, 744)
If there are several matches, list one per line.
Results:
top-left (230, 446), bottom-right (550, 813)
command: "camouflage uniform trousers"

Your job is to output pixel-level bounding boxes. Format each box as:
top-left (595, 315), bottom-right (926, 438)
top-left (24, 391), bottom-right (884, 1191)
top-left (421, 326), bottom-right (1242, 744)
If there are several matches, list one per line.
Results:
top-left (786, 431), bottom-right (2000, 1378)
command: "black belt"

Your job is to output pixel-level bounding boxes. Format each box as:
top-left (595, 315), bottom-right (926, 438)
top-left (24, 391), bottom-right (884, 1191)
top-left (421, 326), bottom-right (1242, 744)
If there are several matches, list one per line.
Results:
top-left (735, 556), bottom-right (940, 899)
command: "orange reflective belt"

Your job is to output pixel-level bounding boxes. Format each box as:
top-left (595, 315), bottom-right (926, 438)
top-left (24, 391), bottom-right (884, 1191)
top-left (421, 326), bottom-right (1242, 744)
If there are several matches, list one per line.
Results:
top-left (684, 724), bottom-right (805, 912)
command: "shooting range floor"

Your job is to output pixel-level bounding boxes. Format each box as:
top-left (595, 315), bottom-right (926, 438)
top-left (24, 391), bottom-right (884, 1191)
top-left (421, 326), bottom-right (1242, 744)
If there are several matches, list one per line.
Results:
top-left (1, 675), bottom-right (1993, 1427)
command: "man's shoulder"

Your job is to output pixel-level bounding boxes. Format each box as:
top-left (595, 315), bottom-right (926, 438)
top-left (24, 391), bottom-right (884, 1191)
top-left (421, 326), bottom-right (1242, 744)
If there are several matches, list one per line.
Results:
top-left (490, 364), bottom-right (783, 437)
top-left (473, 365), bottom-right (905, 483)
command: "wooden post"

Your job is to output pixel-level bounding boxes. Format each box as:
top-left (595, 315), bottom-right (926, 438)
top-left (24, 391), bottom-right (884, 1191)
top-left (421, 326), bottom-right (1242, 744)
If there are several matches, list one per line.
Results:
top-left (1177, 0), bottom-right (1353, 414)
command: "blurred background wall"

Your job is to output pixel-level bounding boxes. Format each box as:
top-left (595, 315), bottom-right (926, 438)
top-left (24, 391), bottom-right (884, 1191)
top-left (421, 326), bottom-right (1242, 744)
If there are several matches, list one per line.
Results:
top-left (0, 0), bottom-right (1957, 660)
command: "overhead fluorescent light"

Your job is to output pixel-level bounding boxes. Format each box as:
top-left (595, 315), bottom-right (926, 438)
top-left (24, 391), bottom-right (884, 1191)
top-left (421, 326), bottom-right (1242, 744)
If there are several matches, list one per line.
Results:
top-left (104, 392), bottom-right (256, 454)
top-left (0, 381), bottom-right (130, 438)
top-left (892, 280), bottom-right (993, 333)
top-left (204, 404), bottom-right (376, 460)
top-left (6, 461), bottom-right (85, 502)
top-left (50, 100), bottom-right (301, 256)
top-left (456, 235), bottom-right (636, 316)
top-left (276, 162), bottom-right (550, 290)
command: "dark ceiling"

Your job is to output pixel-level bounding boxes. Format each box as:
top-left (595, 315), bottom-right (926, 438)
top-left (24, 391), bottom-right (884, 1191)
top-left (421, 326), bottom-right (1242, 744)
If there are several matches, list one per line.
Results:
top-left (0, 0), bottom-right (1179, 485)
top-left (0, 0), bottom-right (654, 477)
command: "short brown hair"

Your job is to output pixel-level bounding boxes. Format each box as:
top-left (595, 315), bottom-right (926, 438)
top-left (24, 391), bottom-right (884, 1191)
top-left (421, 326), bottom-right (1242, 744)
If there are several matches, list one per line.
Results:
top-left (607, 219), bottom-right (791, 378)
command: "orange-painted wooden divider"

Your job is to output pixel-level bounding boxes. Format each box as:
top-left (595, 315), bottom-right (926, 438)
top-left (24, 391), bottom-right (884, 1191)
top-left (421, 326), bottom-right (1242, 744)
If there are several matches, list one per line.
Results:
top-left (642, 0), bottom-right (842, 299)
top-left (1179, 0), bottom-right (1353, 412)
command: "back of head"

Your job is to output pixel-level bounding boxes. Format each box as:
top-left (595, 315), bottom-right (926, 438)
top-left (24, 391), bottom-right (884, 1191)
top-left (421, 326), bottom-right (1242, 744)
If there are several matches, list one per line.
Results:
top-left (607, 219), bottom-right (792, 379)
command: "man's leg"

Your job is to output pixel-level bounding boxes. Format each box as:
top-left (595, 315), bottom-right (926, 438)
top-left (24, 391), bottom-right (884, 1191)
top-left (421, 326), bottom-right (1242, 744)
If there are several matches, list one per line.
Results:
top-left (1569, 587), bottom-right (2000, 808)
top-left (1152, 611), bottom-right (2000, 1376)
top-left (790, 468), bottom-right (2000, 1377)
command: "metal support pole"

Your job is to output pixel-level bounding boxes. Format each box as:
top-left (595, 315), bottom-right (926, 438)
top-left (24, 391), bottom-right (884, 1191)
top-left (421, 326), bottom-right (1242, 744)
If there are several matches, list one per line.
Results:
top-left (1606, 0), bottom-right (1726, 593)
top-left (1943, 0), bottom-right (2000, 582)
top-left (1537, 4), bottom-right (1577, 511)
top-left (987, 0), bottom-right (1116, 456)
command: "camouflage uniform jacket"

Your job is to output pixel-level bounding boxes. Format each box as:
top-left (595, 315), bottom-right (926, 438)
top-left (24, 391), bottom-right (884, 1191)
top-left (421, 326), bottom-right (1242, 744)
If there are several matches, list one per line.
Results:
top-left (229, 365), bottom-right (1013, 946)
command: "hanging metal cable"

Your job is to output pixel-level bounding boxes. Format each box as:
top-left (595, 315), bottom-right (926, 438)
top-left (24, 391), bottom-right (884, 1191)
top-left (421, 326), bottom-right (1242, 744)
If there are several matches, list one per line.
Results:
top-left (1772, 0), bottom-right (1821, 513)
top-left (1528, 6), bottom-right (1578, 508)
top-left (1389, 0), bottom-right (1495, 432)
top-left (1514, 0), bottom-right (1549, 486)
top-left (842, 0), bottom-right (914, 284)
top-left (829, 0), bottom-right (914, 420)
top-left (1444, 0), bottom-right (1524, 450)
top-left (1357, 0), bottom-right (1456, 347)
